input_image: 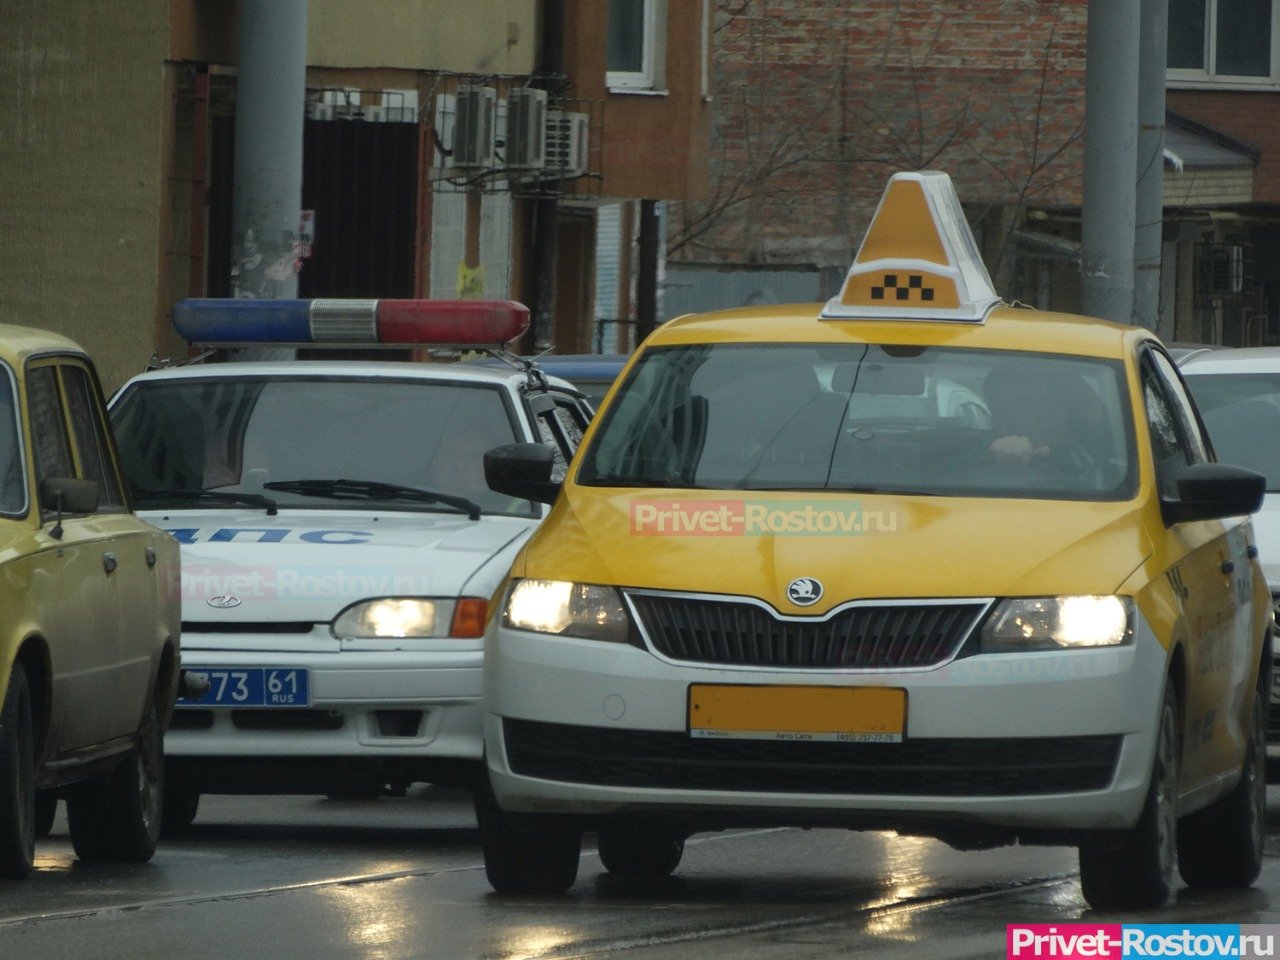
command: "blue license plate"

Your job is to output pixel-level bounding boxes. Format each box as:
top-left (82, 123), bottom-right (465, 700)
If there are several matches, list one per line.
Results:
top-left (177, 668), bottom-right (311, 708)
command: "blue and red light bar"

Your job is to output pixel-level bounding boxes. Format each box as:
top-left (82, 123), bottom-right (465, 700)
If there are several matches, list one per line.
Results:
top-left (172, 298), bottom-right (530, 347)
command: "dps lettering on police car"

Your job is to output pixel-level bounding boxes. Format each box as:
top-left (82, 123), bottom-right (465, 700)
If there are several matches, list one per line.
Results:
top-left (479, 170), bottom-right (1272, 909)
top-left (108, 295), bottom-right (593, 827)
top-left (786, 577), bottom-right (822, 607)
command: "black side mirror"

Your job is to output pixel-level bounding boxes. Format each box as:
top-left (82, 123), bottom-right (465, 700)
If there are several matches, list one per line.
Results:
top-left (39, 477), bottom-right (100, 539)
top-left (1162, 462), bottom-right (1265, 525)
top-left (484, 443), bottom-right (560, 505)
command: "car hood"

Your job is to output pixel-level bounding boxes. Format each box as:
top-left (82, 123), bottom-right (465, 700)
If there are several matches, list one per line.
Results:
top-left (139, 508), bottom-right (536, 625)
top-left (519, 488), bottom-right (1154, 614)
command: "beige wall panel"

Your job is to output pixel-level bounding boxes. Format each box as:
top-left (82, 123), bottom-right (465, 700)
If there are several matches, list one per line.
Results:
top-left (308, 0), bottom-right (537, 74)
top-left (1163, 169), bottom-right (1255, 208)
top-left (0, 0), bottom-right (169, 391)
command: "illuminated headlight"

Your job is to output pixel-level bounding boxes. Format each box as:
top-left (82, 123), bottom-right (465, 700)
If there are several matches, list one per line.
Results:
top-left (980, 596), bottom-right (1133, 652)
top-left (503, 579), bottom-right (631, 643)
top-left (333, 599), bottom-right (444, 639)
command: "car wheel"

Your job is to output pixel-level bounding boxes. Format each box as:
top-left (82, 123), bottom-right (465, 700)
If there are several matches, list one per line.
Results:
top-left (1176, 686), bottom-right (1265, 889)
top-left (160, 782), bottom-right (199, 837)
top-left (597, 823), bottom-right (685, 879)
top-left (1078, 679), bottom-right (1179, 910)
top-left (34, 791), bottom-right (57, 838)
top-left (476, 783), bottom-right (580, 895)
top-left (66, 700), bottom-right (163, 864)
top-left (0, 664), bottom-right (35, 879)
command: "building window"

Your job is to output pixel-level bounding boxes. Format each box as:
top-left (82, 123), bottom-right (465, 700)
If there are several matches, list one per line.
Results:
top-left (1169, 0), bottom-right (1277, 84)
top-left (606, 0), bottom-right (666, 91)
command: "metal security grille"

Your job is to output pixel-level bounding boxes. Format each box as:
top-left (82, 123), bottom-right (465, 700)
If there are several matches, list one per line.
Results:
top-left (628, 594), bottom-right (986, 668)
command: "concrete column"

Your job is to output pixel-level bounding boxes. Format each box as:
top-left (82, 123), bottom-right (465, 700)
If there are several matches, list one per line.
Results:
top-left (231, 0), bottom-right (308, 300)
top-left (1134, 0), bottom-right (1169, 333)
top-left (1082, 0), bottom-right (1141, 324)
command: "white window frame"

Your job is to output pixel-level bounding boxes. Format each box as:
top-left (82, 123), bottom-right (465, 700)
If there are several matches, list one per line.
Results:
top-left (1168, 0), bottom-right (1280, 89)
top-left (606, 0), bottom-right (668, 94)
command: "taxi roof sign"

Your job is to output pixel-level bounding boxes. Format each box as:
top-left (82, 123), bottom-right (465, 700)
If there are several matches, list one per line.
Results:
top-left (822, 171), bottom-right (1001, 323)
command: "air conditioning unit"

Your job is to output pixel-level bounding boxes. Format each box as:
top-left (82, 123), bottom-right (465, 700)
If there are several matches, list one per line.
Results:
top-left (545, 110), bottom-right (589, 180)
top-left (454, 84), bottom-right (497, 169)
top-left (308, 102), bottom-right (334, 121)
top-left (505, 88), bottom-right (547, 170)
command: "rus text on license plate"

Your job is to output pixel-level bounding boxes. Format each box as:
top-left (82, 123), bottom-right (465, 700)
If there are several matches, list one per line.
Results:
top-left (177, 668), bottom-right (311, 708)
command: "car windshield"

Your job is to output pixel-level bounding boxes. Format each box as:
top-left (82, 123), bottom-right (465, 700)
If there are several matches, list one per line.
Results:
top-left (110, 375), bottom-right (537, 517)
top-left (578, 343), bottom-right (1137, 501)
top-left (1183, 372), bottom-right (1280, 492)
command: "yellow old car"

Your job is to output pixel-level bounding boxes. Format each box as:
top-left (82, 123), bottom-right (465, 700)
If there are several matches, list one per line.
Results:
top-left (0, 327), bottom-right (181, 878)
top-left (480, 172), bottom-right (1272, 910)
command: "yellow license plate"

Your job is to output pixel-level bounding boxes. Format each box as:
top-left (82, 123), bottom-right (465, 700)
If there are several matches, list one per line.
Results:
top-left (687, 684), bottom-right (905, 743)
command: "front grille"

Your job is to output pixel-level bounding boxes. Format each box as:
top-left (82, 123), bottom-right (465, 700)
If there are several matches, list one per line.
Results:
top-left (182, 621), bottom-right (316, 634)
top-left (230, 710), bottom-right (344, 731)
top-left (504, 719), bottom-right (1120, 796)
top-left (628, 594), bottom-right (985, 668)
top-left (171, 710), bottom-right (214, 730)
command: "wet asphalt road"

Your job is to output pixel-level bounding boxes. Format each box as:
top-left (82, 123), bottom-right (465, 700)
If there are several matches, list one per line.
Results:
top-left (1, 787), bottom-right (1278, 960)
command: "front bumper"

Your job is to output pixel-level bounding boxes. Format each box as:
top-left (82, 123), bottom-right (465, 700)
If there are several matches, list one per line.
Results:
top-left (169, 647), bottom-right (484, 762)
top-left (484, 611), bottom-right (1169, 835)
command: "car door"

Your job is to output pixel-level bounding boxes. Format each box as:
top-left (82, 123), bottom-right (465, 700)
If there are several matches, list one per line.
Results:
top-left (1142, 348), bottom-right (1254, 789)
top-left (22, 360), bottom-right (126, 753)
top-left (59, 360), bottom-right (157, 734)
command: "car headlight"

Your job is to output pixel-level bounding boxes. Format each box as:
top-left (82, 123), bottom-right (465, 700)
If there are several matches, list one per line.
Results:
top-left (503, 579), bottom-right (632, 643)
top-left (980, 596), bottom-right (1133, 652)
top-left (332, 598), bottom-right (487, 640)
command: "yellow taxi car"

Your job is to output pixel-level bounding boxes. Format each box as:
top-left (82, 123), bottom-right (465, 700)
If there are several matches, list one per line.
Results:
top-left (479, 172), bottom-right (1272, 910)
top-left (0, 327), bottom-right (181, 878)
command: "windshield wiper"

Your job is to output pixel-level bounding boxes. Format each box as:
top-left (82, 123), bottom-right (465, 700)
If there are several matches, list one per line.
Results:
top-left (132, 488), bottom-right (279, 515)
top-left (263, 479), bottom-right (482, 520)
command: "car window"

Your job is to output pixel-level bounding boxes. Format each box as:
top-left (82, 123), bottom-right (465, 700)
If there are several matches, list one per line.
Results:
top-left (1182, 371), bottom-right (1280, 491)
top-left (1148, 351), bottom-right (1209, 464)
top-left (0, 366), bottom-right (26, 516)
top-left (1141, 355), bottom-right (1205, 500)
top-left (579, 343), bottom-right (1137, 501)
top-left (528, 391), bottom-right (590, 482)
top-left (60, 364), bottom-right (125, 510)
top-left (26, 366), bottom-right (75, 505)
top-left (110, 376), bottom-right (538, 518)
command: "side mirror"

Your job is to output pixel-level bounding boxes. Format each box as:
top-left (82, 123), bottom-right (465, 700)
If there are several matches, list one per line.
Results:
top-left (484, 443), bottom-right (561, 506)
top-left (39, 477), bottom-right (100, 540)
top-left (1161, 462), bottom-right (1265, 524)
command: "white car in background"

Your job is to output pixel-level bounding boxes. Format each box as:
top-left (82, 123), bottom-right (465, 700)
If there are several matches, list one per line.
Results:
top-left (108, 298), bottom-right (590, 828)
top-left (1180, 347), bottom-right (1280, 775)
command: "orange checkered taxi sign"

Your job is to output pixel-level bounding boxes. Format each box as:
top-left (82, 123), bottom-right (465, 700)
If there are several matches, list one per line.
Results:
top-left (822, 171), bottom-right (1001, 323)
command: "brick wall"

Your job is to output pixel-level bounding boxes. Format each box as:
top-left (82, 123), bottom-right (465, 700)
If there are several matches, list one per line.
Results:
top-left (669, 0), bottom-right (1088, 269)
top-left (1166, 90), bottom-right (1280, 202)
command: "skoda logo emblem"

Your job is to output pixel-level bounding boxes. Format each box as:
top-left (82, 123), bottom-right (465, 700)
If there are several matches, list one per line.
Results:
top-left (207, 595), bottom-right (242, 609)
top-left (786, 578), bottom-right (823, 607)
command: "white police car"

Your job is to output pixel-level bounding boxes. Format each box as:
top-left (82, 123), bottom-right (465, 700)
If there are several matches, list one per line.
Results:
top-left (108, 299), bottom-right (590, 826)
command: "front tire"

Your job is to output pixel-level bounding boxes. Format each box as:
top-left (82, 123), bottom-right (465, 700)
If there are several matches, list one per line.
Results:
top-left (476, 782), bottom-right (580, 895)
top-left (597, 823), bottom-right (685, 879)
top-left (66, 701), bottom-right (163, 864)
top-left (1079, 679), bottom-right (1179, 910)
top-left (0, 664), bottom-right (35, 879)
top-left (1177, 687), bottom-right (1266, 889)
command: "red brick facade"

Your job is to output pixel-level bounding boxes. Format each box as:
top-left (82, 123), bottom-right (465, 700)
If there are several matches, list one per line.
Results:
top-left (670, 0), bottom-right (1089, 267)
top-left (1166, 89), bottom-right (1280, 202)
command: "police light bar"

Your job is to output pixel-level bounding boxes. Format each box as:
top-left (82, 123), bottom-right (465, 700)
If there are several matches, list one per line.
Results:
top-left (172, 298), bottom-right (530, 347)
top-left (822, 171), bottom-right (1001, 324)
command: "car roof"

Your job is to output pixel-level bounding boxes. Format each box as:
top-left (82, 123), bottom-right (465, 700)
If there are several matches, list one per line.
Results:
top-left (0, 324), bottom-right (89, 365)
top-left (1178, 346), bottom-right (1280, 375)
top-left (650, 303), bottom-right (1149, 361)
top-left (119, 359), bottom-right (577, 392)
